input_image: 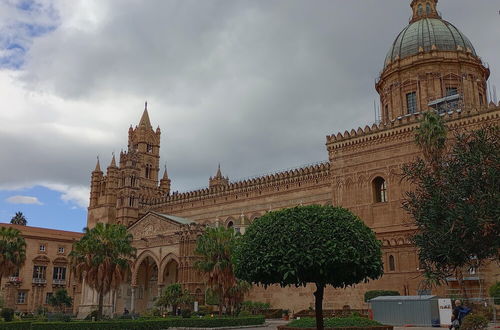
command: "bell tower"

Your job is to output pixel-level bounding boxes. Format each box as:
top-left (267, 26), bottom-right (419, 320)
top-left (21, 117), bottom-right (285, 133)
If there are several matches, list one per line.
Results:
top-left (127, 102), bottom-right (161, 189)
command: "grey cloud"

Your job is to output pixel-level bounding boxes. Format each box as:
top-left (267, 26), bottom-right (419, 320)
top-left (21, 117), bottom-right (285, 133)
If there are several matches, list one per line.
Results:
top-left (1, 0), bottom-right (499, 198)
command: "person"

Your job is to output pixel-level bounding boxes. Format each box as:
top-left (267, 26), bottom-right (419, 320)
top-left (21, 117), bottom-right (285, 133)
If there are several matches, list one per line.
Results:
top-left (123, 307), bottom-right (130, 315)
top-left (450, 300), bottom-right (471, 330)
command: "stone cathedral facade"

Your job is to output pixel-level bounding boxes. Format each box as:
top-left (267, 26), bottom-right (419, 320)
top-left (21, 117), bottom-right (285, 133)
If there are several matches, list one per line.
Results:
top-left (78, 0), bottom-right (499, 316)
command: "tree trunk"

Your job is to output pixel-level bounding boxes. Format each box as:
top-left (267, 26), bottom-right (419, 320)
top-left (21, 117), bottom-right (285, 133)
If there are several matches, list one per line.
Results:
top-left (219, 285), bottom-right (223, 316)
top-left (98, 291), bottom-right (104, 320)
top-left (314, 283), bottom-right (325, 330)
top-left (456, 269), bottom-right (468, 302)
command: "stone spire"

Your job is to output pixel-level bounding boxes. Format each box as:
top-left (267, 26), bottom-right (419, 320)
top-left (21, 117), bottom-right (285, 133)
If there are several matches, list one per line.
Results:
top-left (110, 153), bottom-right (117, 168)
top-left (410, 0), bottom-right (440, 23)
top-left (139, 101), bottom-right (152, 128)
top-left (209, 163), bottom-right (229, 189)
top-left (215, 163), bottom-right (222, 178)
top-left (159, 163), bottom-right (171, 195)
top-left (162, 164), bottom-right (169, 180)
top-left (93, 156), bottom-right (102, 172)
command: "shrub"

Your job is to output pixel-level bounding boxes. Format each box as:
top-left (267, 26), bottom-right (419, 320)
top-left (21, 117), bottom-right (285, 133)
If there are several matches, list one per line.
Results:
top-left (0, 321), bottom-right (33, 330)
top-left (181, 309), bottom-right (191, 318)
top-left (29, 316), bottom-right (265, 329)
top-left (288, 316), bottom-right (382, 328)
top-left (239, 310), bottom-right (252, 317)
top-left (461, 314), bottom-right (489, 330)
top-left (241, 301), bottom-right (270, 315)
top-left (1, 308), bottom-right (15, 322)
top-left (489, 282), bottom-right (500, 305)
top-left (364, 290), bottom-right (400, 302)
top-left (47, 313), bottom-right (71, 322)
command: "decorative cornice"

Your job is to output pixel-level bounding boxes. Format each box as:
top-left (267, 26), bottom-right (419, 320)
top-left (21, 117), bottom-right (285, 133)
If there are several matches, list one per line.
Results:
top-left (326, 105), bottom-right (500, 152)
top-left (140, 161), bottom-right (331, 207)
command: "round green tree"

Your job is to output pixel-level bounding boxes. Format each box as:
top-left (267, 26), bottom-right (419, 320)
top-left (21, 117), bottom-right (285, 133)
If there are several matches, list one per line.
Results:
top-left (234, 205), bottom-right (383, 330)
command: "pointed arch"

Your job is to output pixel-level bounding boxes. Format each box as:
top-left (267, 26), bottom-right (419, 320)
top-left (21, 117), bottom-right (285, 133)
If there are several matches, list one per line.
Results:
top-left (132, 250), bottom-right (160, 286)
top-left (158, 253), bottom-right (180, 285)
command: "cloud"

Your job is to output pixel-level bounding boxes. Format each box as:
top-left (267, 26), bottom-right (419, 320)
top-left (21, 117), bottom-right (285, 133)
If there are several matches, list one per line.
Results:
top-left (41, 183), bottom-right (89, 208)
top-left (0, 0), bottom-right (59, 69)
top-left (6, 195), bottom-right (43, 205)
top-left (0, 0), bottom-right (498, 202)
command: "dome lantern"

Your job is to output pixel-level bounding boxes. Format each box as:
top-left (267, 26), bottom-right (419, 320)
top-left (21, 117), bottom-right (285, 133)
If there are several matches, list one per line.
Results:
top-left (410, 0), bottom-right (440, 23)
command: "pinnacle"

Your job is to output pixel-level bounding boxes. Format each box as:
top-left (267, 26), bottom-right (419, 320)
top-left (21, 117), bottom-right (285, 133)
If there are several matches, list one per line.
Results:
top-left (94, 156), bottom-right (102, 172)
top-left (139, 102), bottom-right (152, 128)
top-left (162, 164), bottom-right (169, 180)
top-left (216, 163), bottom-right (222, 178)
top-left (110, 153), bottom-right (117, 167)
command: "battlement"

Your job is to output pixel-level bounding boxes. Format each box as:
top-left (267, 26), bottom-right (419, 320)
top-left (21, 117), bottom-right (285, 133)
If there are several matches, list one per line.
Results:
top-left (140, 161), bottom-right (330, 207)
top-left (326, 103), bottom-right (500, 150)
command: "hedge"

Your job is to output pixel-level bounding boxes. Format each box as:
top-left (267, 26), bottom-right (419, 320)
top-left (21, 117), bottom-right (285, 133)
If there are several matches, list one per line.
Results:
top-left (0, 322), bottom-right (33, 330)
top-left (287, 317), bottom-right (383, 328)
top-left (27, 316), bottom-right (265, 329)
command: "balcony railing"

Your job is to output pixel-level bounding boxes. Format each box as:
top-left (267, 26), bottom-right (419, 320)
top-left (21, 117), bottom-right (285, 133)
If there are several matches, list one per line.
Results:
top-left (8, 276), bottom-right (22, 283)
top-left (32, 278), bottom-right (47, 284)
top-left (53, 279), bottom-right (66, 285)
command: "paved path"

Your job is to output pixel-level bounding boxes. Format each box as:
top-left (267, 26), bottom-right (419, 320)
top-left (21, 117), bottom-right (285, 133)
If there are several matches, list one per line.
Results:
top-left (246, 322), bottom-right (500, 330)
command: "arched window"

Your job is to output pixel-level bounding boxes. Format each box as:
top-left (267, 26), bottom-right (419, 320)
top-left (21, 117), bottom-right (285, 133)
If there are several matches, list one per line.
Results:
top-left (129, 196), bottom-right (135, 207)
top-left (417, 4), bottom-right (423, 16)
top-left (147, 143), bottom-right (153, 153)
top-left (131, 175), bottom-right (136, 187)
top-left (373, 177), bottom-right (388, 203)
top-left (145, 164), bottom-right (153, 179)
top-left (389, 255), bottom-right (395, 271)
top-left (227, 221), bottom-right (234, 228)
top-left (426, 3), bottom-right (431, 15)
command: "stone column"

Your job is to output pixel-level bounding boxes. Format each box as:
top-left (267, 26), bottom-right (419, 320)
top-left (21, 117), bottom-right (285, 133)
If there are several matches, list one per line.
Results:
top-left (130, 286), bottom-right (137, 313)
top-left (157, 284), bottom-right (164, 297)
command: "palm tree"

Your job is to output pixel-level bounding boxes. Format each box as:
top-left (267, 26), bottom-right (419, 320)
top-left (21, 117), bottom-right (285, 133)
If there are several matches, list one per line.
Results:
top-left (415, 110), bottom-right (447, 167)
top-left (10, 212), bottom-right (27, 226)
top-left (194, 226), bottom-right (238, 316)
top-left (0, 227), bottom-right (26, 287)
top-left (70, 223), bottom-right (136, 320)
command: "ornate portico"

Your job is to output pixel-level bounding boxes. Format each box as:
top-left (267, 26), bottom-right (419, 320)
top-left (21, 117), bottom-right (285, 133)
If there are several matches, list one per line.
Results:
top-left (78, 212), bottom-right (206, 317)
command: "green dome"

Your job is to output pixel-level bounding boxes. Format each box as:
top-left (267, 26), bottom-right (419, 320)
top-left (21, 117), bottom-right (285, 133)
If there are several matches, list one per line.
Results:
top-left (384, 18), bottom-right (477, 68)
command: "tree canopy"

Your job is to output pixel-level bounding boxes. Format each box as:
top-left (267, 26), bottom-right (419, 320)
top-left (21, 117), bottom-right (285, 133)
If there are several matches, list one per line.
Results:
top-left (10, 212), bottom-right (27, 226)
top-left (234, 205), bottom-right (383, 330)
top-left (403, 118), bottom-right (499, 297)
top-left (0, 227), bottom-right (26, 287)
top-left (48, 289), bottom-right (73, 313)
top-left (194, 225), bottom-right (241, 315)
top-left (155, 283), bottom-right (193, 314)
top-left (70, 223), bottom-right (136, 319)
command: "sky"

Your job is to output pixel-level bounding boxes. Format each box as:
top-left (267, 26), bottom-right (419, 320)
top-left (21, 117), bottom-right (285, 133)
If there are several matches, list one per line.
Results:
top-left (0, 0), bottom-right (499, 232)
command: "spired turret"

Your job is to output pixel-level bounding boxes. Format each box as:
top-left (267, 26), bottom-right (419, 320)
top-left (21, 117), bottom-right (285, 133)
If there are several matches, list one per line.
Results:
top-left (89, 157), bottom-right (103, 209)
top-left (209, 164), bottom-right (229, 189)
top-left (159, 164), bottom-right (171, 195)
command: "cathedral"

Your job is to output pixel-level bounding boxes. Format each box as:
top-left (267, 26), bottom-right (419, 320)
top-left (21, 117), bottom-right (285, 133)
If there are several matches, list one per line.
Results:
top-left (77, 0), bottom-right (499, 316)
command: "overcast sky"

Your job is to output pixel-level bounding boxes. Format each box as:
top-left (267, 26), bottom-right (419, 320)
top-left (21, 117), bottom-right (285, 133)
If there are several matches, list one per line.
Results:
top-left (0, 0), bottom-right (499, 230)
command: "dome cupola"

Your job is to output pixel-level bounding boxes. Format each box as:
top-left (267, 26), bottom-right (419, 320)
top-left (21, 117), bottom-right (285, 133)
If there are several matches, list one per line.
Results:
top-left (385, 0), bottom-right (477, 69)
top-left (376, 0), bottom-right (489, 124)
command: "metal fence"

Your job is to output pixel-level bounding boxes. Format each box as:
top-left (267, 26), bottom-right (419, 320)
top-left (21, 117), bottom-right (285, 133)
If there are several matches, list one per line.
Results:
top-left (370, 296), bottom-right (498, 327)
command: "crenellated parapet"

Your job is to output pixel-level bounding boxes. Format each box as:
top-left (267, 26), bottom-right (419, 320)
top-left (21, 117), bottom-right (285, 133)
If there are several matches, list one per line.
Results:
top-left (326, 104), bottom-right (500, 157)
top-left (140, 161), bottom-right (331, 208)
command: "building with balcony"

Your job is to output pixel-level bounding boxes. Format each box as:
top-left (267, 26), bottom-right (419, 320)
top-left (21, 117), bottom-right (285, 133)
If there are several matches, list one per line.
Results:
top-left (0, 223), bottom-right (83, 314)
